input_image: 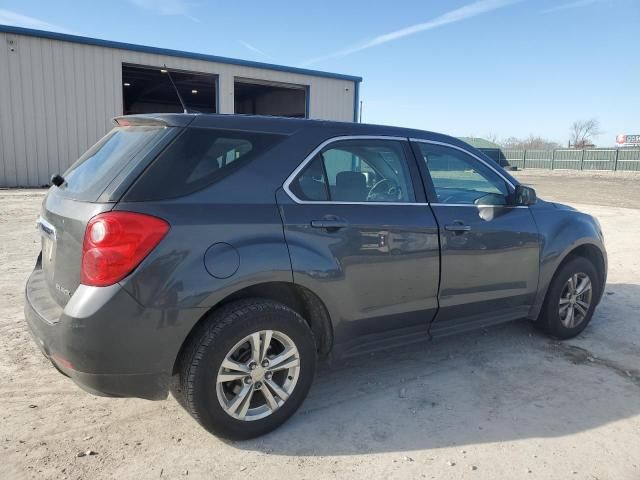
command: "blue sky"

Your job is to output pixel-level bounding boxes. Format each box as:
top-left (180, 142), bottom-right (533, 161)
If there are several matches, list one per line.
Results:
top-left (1, 0), bottom-right (638, 146)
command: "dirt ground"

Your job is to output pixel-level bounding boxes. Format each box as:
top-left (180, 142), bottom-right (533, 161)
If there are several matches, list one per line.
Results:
top-left (512, 169), bottom-right (640, 208)
top-left (1, 170), bottom-right (639, 480)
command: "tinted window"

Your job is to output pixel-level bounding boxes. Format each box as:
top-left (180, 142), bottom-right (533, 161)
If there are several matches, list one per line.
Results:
top-left (417, 143), bottom-right (510, 205)
top-left (126, 128), bottom-right (284, 201)
top-left (290, 139), bottom-right (415, 203)
top-left (289, 155), bottom-right (329, 201)
top-left (60, 126), bottom-right (168, 201)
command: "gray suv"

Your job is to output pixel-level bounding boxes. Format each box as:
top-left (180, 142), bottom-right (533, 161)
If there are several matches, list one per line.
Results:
top-left (25, 114), bottom-right (607, 439)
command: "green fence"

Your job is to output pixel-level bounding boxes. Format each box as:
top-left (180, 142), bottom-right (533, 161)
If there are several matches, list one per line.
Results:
top-left (480, 148), bottom-right (640, 172)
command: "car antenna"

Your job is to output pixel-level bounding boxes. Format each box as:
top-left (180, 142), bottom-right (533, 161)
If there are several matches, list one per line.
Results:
top-left (162, 64), bottom-right (189, 114)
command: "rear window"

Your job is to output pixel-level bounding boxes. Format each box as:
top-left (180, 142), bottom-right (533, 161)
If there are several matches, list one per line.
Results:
top-left (60, 126), bottom-right (168, 201)
top-left (125, 128), bottom-right (284, 201)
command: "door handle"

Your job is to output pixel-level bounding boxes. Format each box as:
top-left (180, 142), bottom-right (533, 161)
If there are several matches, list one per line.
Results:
top-left (444, 224), bottom-right (471, 234)
top-left (311, 219), bottom-right (349, 230)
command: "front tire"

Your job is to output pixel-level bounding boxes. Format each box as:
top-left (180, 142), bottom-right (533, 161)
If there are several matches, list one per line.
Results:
top-left (175, 299), bottom-right (317, 440)
top-left (537, 256), bottom-right (601, 339)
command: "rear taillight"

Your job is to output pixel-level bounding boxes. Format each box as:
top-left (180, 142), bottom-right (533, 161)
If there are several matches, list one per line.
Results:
top-left (81, 212), bottom-right (169, 287)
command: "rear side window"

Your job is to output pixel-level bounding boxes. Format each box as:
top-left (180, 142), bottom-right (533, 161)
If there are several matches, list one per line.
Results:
top-left (126, 128), bottom-right (284, 201)
top-left (60, 126), bottom-right (168, 201)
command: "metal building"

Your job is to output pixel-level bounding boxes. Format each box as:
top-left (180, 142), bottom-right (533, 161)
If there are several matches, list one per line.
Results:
top-left (0, 25), bottom-right (362, 187)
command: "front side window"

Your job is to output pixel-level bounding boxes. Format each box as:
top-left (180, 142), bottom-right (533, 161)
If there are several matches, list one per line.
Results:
top-left (416, 143), bottom-right (510, 205)
top-left (289, 139), bottom-right (415, 203)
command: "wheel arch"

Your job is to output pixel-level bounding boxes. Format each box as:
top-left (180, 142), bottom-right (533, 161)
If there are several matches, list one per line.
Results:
top-left (530, 239), bottom-right (607, 321)
top-left (559, 243), bottom-right (606, 289)
top-left (172, 282), bottom-right (334, 375)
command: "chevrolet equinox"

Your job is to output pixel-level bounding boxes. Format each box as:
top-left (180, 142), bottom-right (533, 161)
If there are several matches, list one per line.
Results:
top-left (25, 114), bottom-right (607, 439)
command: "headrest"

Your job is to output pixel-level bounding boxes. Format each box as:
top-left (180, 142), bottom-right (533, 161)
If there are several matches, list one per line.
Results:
top-left (336, 171), bottom-right (366, 189)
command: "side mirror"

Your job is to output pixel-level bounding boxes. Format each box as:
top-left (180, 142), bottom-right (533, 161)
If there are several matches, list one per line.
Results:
top-left (514, 185), bottom-right (537, 206)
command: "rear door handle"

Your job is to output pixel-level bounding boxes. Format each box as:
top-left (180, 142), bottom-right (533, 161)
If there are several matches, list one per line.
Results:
top-left (444, 224), bottom-right (471, 233)
top-left (311, 219), bottom-right (349, 230)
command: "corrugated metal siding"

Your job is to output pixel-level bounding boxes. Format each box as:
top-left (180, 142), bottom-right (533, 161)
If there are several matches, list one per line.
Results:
top-left (617, 149), bottom-right (640, 171)
top-left (499, 148), bottom-right (640, 171)
top-left (0, 32), bottom-right (357, 187)
top-left (553, 149), bottom-right (582, 170)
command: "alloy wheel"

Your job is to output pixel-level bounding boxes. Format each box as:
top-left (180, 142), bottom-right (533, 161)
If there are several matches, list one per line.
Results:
top-left (216, 330), bottom-right (301, 421)
top-left (559, 272), bottom-right (593, 328)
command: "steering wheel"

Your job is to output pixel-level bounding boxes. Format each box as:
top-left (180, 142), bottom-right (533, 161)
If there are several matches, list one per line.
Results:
top-left (367, 178), bottom-right (401, 202)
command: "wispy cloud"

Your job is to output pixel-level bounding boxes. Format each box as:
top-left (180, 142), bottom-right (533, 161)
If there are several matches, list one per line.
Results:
top-left (542, 0), bottom-right (602, 13)
top-left (0, 8), bottom-right (75, 33)
top-left (301, 0), bottom-right (521, 66)
top-left (129, 0), bottom-right (201, 23)
top-left (238, 40), bottom-right (271, 58)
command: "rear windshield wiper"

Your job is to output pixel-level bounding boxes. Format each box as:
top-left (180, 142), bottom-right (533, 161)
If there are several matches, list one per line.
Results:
top-left (50, 174), bottom-right (65, 187)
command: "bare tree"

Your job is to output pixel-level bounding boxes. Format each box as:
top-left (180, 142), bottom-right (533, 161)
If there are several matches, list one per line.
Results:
top-left (569, 119), bottom-right (601, 148)
top-left (484, 132), bottom-right (500, 144)
top-left (501, 134), bottom-right (560, 150)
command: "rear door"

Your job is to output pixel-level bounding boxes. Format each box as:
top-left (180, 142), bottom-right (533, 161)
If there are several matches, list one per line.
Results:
top-left (411, 140), bottom-right (540, 337)
top-left (278, 136), bottom-right (440, 354)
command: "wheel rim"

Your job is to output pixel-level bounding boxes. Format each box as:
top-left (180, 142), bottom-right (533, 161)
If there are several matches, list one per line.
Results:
top-left (559, 272), bottom-right (593, 328)
top-left (216, 330), bottom-right (301, 421)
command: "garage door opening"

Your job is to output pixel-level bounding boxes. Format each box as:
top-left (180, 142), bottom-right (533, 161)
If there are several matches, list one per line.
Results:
top-left (234, 79), bottom-right (307, 118)
top-left (123, 64), bottom-right (217, 115)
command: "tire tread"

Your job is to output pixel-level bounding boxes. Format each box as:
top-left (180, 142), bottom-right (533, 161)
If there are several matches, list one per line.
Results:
top-left (536, 256), bottom-right (600, 339)
top-left (174, 298), bottom-right (315, 439)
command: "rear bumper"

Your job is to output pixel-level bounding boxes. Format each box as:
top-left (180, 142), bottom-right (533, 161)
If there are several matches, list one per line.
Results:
top-left (24, 265), bottom-right (206, 400)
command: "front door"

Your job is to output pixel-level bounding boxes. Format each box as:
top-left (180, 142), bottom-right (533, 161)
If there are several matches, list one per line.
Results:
top-left (278, 137), bottom-right (440, 354)
top-left (412, 140), bottom-right (540, 337)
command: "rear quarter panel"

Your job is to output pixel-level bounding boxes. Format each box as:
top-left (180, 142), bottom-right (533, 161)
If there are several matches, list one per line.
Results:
top-left (116, 199), bottom-right (293, 309)
top-left (115, 130), bottom-right (317, 310)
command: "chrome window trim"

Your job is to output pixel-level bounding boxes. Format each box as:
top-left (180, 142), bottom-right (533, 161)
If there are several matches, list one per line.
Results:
top-left (283, 135), bottom-right (422, 205)
top-left (282, 200), bottom-right (431, 206)
top-left (409, 138), bottom-right (516, 190)
top-left (429, 203), bottom-right (528, 209)
top-left (283, 135), bottom-right (523, 207)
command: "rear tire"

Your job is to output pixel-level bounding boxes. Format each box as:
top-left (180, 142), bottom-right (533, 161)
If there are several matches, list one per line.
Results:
top-left (536, 256), bottom-right (601, 339)
top-left (174, 298), bottom-right (317, 440)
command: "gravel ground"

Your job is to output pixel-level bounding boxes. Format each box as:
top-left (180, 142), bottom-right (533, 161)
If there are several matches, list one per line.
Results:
top-left (1, 174), bottom-right (639, 480)
top-left (512, 169), bottom-right (640, 208)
